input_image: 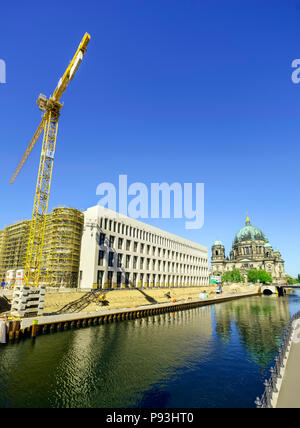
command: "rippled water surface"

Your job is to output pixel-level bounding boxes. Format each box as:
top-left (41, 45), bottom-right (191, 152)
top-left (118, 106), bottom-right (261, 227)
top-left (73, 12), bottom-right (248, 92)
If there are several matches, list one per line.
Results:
top-left (1, 290), bottom-right (300, 408)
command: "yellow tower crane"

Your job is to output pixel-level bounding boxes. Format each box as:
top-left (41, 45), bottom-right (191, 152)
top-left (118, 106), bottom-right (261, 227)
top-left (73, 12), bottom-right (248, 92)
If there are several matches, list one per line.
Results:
top-left (10, 33), bottom-right (91, 288)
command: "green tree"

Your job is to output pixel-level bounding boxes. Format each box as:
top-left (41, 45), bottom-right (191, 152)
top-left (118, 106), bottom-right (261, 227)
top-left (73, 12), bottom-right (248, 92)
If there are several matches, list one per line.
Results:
top-left (222, 271), bottom-right (232, 282)
top-left (247, 269), bottom-right (272, 284)
top-left (258, 270), bottom-right (272, 284)
top-left (222, 269), bottom-right (244, 283)
top-left (297, 274), bottom-right (300, 283)
top-left (247, 269), bottom-right (259, 283)
top-left (286, 275), bottom-right (296, 285)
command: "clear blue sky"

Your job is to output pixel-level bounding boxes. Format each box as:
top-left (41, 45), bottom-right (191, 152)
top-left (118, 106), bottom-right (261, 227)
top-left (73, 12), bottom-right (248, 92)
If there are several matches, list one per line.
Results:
top-left (0, 0), bottom-right (300, 276)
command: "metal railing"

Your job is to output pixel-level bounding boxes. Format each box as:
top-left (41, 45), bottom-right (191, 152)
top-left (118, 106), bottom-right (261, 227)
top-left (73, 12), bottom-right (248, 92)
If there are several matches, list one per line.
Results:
top-left (255, 310), bottom-right (300, 408)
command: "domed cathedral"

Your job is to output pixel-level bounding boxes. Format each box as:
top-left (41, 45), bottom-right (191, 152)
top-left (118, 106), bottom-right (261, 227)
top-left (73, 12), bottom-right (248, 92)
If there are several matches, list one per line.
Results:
top-left (211, 216), bottom-right (286, 284)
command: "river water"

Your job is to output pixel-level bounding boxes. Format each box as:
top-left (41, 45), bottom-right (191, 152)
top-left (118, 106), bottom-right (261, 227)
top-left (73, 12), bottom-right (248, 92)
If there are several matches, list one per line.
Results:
top-left (1, 291), bottom-right (300, 408)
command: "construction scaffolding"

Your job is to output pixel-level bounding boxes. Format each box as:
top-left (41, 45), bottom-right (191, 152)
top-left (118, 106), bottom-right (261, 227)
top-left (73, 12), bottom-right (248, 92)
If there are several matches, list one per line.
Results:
top-left (0, 221), bottom-right (30, 283)
top-left (42, 208), bottom-right (84, 287)
top-left (0, 208), bottom-right (84, 288)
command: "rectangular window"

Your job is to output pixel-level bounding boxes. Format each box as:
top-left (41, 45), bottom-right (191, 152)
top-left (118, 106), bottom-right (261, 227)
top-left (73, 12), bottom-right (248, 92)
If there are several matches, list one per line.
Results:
top-left (117, 253), bottom-right (123, 268)
top-left (109, 236), bottom-right (115, 248)
top-left (99, 233), bottom-right (105, 246)
top-left (125, 272), bottom-right (130, 286)
top-left (133, 272), bottom-right (137, 286)
top-left (126, 255), bottom-right (131, 269)
top-left (97, 270), bottom-right (104, 288)
top-left (107, 271), bottom-right (113, 287)
top-left (118, 238), bottom-right (123, 250)
top-left (117, 272), bottom-right (122, 287)
top-left (108, 252), bottom-right (114, 267)
top-left (134, 241), bottom-right (138, 252)
top-left (126, 240), bottom-right (131, 251)
top-left (140, 257), bottom-right (144, 270)
top-left (98, 250), bottom-right (104, 266)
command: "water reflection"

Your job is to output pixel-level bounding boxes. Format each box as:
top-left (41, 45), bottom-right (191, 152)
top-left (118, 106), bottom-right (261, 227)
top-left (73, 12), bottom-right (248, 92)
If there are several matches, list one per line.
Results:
top-left (50, 307), bottom-right (213, 408)
top-left (0, 307), bottom-right (213, 408)
top-left (214, 296), bottom-right (291, 367)
top-left (0, 292), bottom-right (299, 408)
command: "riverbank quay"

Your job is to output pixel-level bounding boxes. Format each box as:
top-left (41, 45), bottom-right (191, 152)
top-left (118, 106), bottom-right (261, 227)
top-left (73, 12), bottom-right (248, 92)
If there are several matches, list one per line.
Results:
top-left (255, 310), bottom-right (300, 408)
top-left (1, 284), bottom-right (258, 314)
top-left (276, 321), bottom-right (300, 408)
top-left (1, 290), bottom-right (258, 345)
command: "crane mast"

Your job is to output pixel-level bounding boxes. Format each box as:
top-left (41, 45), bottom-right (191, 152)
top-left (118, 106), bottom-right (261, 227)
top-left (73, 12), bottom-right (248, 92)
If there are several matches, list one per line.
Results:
top-left (11, 33), bottom-right (90, 288)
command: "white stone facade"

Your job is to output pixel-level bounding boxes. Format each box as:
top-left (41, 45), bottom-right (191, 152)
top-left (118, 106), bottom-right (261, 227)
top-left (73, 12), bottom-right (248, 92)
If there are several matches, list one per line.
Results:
top-left (79, 206), bottom-right (209, 290)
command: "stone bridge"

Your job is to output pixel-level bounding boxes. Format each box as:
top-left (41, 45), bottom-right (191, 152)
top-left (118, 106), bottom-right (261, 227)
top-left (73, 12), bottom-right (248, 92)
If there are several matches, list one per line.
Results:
top-left (261, 284), bottom-right (299, 296)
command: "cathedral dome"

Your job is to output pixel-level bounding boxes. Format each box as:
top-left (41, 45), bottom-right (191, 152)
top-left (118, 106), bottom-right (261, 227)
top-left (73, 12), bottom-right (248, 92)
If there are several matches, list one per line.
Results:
top-left (233, 216), bottom-right (267, 244)
top-left (213, 240), bottom-right (223, 247)
top-left (264, 243), bottom-right (272, 248)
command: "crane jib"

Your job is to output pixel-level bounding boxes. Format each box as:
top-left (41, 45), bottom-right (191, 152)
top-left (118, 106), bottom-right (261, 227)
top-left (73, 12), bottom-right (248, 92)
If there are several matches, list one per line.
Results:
top-left (10, 33), bottom-right (91, 288)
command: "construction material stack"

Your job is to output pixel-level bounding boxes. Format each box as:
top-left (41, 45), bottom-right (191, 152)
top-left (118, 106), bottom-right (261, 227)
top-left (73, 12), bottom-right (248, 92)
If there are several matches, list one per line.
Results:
top-left (11, 285), bottom-right (45, 318)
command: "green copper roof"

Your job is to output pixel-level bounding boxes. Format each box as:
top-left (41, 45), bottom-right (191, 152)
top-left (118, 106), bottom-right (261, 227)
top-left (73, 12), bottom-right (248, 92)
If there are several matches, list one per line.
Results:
top-left (233, 217), bottom-right (268, 244)
top-left (213, 240), bottom-right (223, 247)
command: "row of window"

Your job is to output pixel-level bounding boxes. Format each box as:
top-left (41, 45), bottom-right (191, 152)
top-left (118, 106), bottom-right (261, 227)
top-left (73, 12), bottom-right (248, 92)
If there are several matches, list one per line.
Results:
top-left (233, 246), bottom-right (268, 255)
top-left (98, 250), bottom-right (208, 275)
top-left (98, 233), bottom-right (206, 265)
top-left (97, 270), bottom-right (208, 288)
top-left (99, 217), bottom-right (202, 253)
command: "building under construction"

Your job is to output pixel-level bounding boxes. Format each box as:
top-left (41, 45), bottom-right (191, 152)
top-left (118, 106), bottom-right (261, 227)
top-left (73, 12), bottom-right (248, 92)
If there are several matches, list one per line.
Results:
top-left (0, 205), bottom-right (209, 290)
top-left (0, 208), bottom-right (83, 288)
